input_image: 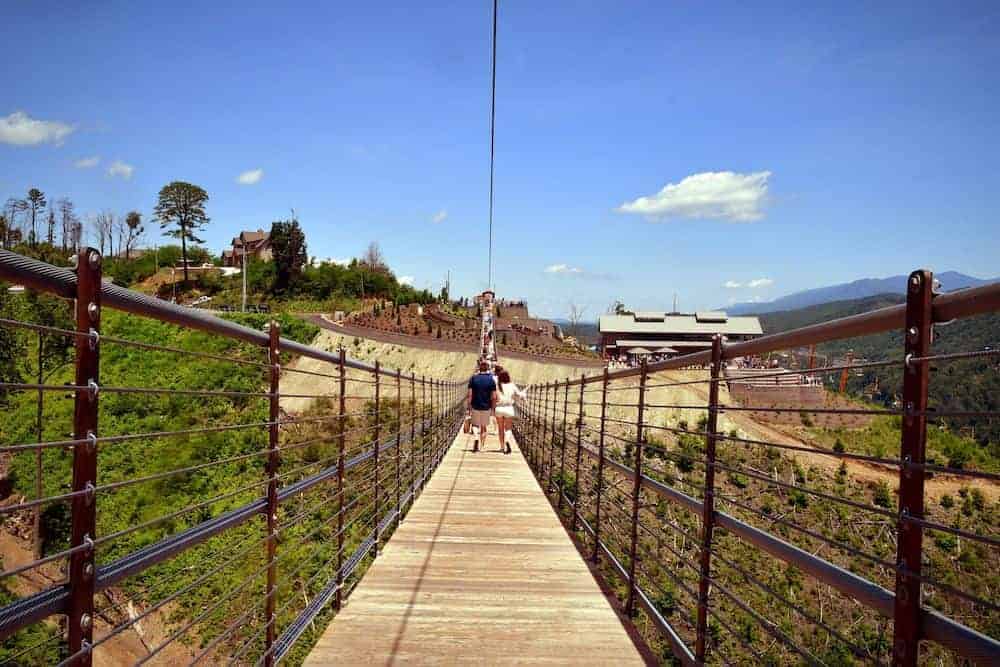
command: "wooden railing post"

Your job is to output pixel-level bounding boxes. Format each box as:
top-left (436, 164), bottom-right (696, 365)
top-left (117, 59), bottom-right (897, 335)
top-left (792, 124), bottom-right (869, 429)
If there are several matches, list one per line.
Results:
top-left (592, 367), bottom-right (609, 563)
top-left (893, 269), bottom-right (933, 666)
top-left (263, 320), bottom-right (281, 667)
top-left (572, 374), bottom-right (585, 531)
top-left (372, 362), bottom-right (381, 557)
top-left (558, 379), bottom-right (570, 506)
top-left (335, 348), bottom-right (346, 611)
top-left (67, 248), bottom-right (101, 666)
top-left (696, 334), bottom-right (724, 661)
top-left (625, 359), bottom-right (647, 616)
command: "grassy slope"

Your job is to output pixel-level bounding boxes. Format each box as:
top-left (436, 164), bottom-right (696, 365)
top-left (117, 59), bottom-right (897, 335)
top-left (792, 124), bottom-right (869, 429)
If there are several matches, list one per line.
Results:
top-left (0, 309), bottom-right (337, 662)
top-left (757, 294), bottom-right (1000, 465)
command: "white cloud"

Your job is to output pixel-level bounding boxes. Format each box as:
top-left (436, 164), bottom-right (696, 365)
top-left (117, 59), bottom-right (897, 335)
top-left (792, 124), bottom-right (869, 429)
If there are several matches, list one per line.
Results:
top-left (544, 264), bottom-right (584, 275)
top-left (431, 209), bottom-right (448, 224)
top-left (724, 280), bottom-right (742, 288)
top-left (618, 170), bottom-right (771, 222)
top-left (747, 278), bottom-right (774, 288)
top-left (237, 168), bottom-right (264, 185)
top-left (74, 156), bottom-right (100, 168)
top-left (0, 111), bottom-right (75, 146)
top-left (107, 160), bottom-right (134, 180)
top-left (399, 276), bottom-right (415, 286)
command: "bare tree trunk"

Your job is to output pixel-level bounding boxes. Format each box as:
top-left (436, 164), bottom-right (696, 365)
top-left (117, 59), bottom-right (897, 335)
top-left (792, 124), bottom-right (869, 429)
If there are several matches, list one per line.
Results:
top-left (181, 232), bottom-right (189, 283)
top-left (35, 334), bottom-right (44, 560)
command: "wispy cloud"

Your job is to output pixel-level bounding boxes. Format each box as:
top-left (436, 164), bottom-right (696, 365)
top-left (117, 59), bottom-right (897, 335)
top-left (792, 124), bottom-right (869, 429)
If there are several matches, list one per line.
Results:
top-left (74, 156), bottom-right (100, 169)
top-left (399, 276), bottom-right (415, 286)
top-left (237, 168), bottom-right (264, 185)
top-left (0, 111), bottom-right (75, 146)
top-left (431, 209), bottom-right (448, 224)
top-left (725, 277), bottom-right (774, 289)
top-left (618, 170), bottom-right (771, 222)
top-left (107, 160), bottom-right (134, 180)
top-left (544, 264), bottom-right (584, 275)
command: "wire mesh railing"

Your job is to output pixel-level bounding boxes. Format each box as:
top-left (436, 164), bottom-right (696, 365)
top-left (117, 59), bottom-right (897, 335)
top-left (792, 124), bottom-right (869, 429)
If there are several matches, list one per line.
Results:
top-left (514, 269), bottom-right (1000, 666)
top-left (0, 248), bottom-right (464, 665)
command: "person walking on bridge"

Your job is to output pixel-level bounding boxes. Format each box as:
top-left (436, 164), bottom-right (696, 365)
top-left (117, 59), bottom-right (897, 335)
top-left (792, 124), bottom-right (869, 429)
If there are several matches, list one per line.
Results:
top-left (467, 360), bottom-right (497, 453)
top-left (494, 369), bottom-right (526, 455)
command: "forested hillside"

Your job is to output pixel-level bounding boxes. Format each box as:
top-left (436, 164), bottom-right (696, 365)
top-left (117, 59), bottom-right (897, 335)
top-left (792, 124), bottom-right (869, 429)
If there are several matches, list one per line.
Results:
top-left (757, 293), bottom-right (1000, 458)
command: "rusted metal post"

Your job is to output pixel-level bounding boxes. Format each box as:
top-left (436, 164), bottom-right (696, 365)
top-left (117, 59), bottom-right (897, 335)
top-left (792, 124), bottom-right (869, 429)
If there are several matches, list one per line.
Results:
top-left (372, 362), bottom-right (381, 557)
top-left (557, 380), bottom-right (569, 505)
top-left (893, 269), bottom-right (933, 667)
top-left (572, 374), bottom-right (585, 531)
top-left (421, 375), bottom-right (427, 486)
top-left (67, 248), bottom-right (101, 666)
top-left (263, 321), bottom-right (281, 667)
top-left (410, 372), bottom-right (416, 500)
top-left (592, 367), bottom-right (609, 563)
top-left (395, 369), bottom-right (402, 525)
top-left (540, 383), bottom-right (550, 485)
top-left (696, 335), bottom-right (724, 662)
top-left (625, 359), bottom-right (647, 617)
top-left (335, 348), bottom-right (346, 610)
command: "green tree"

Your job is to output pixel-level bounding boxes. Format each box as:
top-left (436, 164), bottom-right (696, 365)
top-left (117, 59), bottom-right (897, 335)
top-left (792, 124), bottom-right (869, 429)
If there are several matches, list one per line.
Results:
top-left (124, 210), bottom-right (144, 259)
top-left (24, 291), bottom-right (74, 558)
top-left (153, 181), bottom-right (210, 283)
top-left (25, 188), bottom-right (46, 247)
top-left (270, 219), bottom-right (308, 292)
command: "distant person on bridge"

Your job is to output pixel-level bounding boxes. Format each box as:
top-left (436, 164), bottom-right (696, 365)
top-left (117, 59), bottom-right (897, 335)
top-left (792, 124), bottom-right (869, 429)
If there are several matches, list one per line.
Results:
top-left (494, 369), bottom-right (526, 455)
top-left (467, 360), bottom-right (498, 453)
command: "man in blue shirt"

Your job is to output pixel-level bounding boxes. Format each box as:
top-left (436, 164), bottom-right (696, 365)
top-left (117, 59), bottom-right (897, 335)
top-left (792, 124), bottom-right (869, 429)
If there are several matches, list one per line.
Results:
top-left (467, 360), bottom-right (497, 452)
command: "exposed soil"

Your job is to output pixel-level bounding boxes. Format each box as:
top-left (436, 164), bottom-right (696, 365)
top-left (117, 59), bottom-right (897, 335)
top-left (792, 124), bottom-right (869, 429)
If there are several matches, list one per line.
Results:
top-left (0, 525), bottom-right (198, 664)
top-left (308, 315), bottom-right (603, 369)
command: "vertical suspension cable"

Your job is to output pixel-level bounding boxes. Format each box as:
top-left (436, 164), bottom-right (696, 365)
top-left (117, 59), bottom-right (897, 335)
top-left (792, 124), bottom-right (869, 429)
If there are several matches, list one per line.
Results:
top-left (488, 0), bottom-right (498, 290)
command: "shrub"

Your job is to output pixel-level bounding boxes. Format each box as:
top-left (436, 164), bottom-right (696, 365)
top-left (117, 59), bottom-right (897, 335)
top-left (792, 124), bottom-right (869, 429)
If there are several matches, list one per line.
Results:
top-left (833, 438), bottom-right (845, 453)
top-left (940, 494), bottom-right (954, 509)
top-left (788, 489), bottom-right (808, 509)
top-left (799, 411), bottom-right (813, 427)
top-left (873, 480), bottom-right (893, 508)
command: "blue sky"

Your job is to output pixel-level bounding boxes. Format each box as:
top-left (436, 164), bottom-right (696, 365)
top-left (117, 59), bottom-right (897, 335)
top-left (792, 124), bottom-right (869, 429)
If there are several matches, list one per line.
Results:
top-left (2, 1), bottom-right (997, 319)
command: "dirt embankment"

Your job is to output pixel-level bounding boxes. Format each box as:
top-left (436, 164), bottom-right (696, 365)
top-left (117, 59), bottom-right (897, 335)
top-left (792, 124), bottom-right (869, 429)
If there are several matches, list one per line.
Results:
top-left (0, 530), bottom-right (197, 664)
top-left (600, 370), bottom-right (999, 502)
top-left (281, 332), bottom-right (998, 501)
top-left (280, 329), bottom-right (593, 414)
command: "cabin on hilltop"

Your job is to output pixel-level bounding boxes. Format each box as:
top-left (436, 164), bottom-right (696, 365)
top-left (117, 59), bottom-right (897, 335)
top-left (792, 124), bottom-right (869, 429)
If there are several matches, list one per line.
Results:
top-left (599, 311), bottom-right (762, 358)
top-left (222, 229), bottom-right (272, 267)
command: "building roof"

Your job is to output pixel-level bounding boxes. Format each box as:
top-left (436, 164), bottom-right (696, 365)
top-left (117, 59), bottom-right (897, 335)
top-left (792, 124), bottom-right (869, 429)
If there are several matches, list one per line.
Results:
top-left (241, 229), bottom-right (269, 243)
top-left (611, 339), bottom-right (714, 349)
top-left (599, 312), bottom-right (762, 336)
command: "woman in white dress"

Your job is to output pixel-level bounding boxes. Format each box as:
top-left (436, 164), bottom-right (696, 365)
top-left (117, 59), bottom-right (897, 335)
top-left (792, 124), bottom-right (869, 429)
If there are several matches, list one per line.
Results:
top-left (494, 370), bottom-right (526, 455)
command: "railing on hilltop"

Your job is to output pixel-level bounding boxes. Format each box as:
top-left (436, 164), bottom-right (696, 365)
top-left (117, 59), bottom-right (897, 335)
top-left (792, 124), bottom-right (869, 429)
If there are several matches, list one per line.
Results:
top-left (514, 270), bottom-right (1000, 666)
top-left (0, 248), bottom-right (465, 665)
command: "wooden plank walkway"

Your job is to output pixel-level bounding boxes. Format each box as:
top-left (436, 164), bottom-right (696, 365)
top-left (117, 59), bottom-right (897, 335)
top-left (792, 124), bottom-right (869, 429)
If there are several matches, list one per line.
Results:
top-left (305, 424), bottom-right (645, 665)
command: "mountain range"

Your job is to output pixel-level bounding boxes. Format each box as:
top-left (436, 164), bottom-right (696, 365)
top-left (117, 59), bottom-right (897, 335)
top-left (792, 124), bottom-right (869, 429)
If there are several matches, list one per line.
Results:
top-left (725, 271), bottom-right (997, 315)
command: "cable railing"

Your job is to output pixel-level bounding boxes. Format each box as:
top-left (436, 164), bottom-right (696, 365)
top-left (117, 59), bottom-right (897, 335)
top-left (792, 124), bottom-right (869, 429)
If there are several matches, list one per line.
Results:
top-left (513, 269), bottom-right (1000, 666)
top-left (0, 248), bottom-right (464, 666)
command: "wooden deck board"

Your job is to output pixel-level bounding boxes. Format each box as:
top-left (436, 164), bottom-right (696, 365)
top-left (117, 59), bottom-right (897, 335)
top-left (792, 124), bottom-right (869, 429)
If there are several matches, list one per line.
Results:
top-left (304, 426), bottom-right (645, 665)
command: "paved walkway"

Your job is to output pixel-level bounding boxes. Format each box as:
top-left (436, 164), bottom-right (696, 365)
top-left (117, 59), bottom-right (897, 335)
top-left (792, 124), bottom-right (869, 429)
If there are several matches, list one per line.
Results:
top-left (305, 425), bottom-right (644, 665)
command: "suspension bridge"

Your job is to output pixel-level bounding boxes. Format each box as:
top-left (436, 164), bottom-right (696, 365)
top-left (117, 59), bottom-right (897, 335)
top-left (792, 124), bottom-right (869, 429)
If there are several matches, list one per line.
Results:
top-left (0, 248), bottom-right (999, 666)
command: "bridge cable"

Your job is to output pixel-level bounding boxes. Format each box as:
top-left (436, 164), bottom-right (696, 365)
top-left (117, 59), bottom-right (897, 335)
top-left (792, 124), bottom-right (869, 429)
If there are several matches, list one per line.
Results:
top-left (488, 0), bottom-right (498, 291)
